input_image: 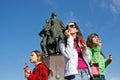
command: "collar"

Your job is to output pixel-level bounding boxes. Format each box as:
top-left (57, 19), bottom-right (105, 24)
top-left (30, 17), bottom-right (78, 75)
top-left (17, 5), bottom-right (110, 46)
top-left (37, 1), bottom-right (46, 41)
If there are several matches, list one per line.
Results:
top-left (35, 61), bottom-right (42, 66)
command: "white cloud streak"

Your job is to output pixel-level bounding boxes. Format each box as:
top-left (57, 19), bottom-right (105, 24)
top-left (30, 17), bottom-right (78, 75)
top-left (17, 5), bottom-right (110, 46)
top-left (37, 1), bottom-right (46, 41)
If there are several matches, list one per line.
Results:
top-left (110, 0), bottom-right (120, 14)
top-left (89, 0), bottom-right (120, 14)
top-left (63, 11), bottom-right (79, 24)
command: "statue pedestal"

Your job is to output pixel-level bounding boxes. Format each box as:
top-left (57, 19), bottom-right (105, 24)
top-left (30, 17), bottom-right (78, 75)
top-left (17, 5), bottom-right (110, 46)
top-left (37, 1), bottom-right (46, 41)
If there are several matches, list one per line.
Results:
top-left (44, 55), bottom-right (65, 80)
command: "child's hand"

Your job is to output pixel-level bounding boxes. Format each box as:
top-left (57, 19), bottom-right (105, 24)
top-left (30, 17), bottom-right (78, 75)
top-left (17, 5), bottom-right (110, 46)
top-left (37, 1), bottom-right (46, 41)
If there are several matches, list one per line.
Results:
top-left (24, 66), bottom-right (30, 78)
top-left (65, 29), bottom-right (71, 37)
top-left (81, 43), bottom-right (87, 51)
top-left (108, 54), bottom-right (112, 62)
top-left (24, 66), bottom-right (30, 71)
top-left (80, 39), bottom-right (87, 51)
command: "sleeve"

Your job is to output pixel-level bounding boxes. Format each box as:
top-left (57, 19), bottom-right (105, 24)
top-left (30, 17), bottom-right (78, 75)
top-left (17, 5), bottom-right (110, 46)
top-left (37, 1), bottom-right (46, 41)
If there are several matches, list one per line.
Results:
top-left (28, 64), bottom-right (49, 80)
top-left (105, 59), bottom-right (112, 68)
top-left (59, 36), bottom-right (76, 59)
top-left (87, 48), bottom-right (93, 59)
top-left (82, 49), bottom-right (91, 63)
top-left (28, 73), bottom-right (37, 80)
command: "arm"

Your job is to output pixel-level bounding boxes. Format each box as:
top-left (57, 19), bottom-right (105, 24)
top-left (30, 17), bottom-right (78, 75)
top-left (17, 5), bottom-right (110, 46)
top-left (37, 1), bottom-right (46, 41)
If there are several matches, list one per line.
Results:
top-left (82, 49), bottom-right (91, 63)
top-left (28, 74), bottom-right (37, 80)
top-left (105, 54), bottom-right (112, 68)
top-left (79, 40), bottom-right (91, 62)
top-left (28, 71), bottom-right (47, 80)
top-left (59, 36), bottom-right (76, 59)
top-left (28, 63), bottom-right (49, 80)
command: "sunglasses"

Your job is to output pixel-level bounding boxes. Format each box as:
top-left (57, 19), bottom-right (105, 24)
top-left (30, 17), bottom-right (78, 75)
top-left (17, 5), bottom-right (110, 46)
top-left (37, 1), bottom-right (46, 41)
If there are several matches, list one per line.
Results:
top-left (69, 24), bottom-right (76, 28)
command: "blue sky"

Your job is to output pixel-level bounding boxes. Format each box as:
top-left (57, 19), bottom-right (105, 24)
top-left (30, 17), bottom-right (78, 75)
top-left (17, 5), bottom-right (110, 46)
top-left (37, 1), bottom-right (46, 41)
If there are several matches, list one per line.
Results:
top-left (0, 0), bottom-right (120, 80)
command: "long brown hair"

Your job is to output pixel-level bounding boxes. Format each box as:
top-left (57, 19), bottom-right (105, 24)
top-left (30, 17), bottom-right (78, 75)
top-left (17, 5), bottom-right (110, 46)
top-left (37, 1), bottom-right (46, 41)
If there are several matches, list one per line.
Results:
top-left (86, 33), bottom-right (105, 58)
top-left (64, 21), bottom-right (84, 46)
top-left (86, 33), bottom-right (98, 48)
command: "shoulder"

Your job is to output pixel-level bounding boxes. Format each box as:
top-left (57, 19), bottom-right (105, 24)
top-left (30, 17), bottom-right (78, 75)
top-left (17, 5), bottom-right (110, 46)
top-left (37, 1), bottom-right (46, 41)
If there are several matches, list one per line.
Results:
top-left (36, 62), bottom-right (49, 71)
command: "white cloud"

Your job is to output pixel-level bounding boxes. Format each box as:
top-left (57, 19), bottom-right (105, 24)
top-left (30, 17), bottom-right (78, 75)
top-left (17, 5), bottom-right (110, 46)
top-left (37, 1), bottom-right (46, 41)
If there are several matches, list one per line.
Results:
top-left (110, 0), bottom-right (120, 14)
top-left (89, 0), bottom-right (120, 14)
top-left (64, 11), bottom-right (79, 23)
top-left (69, 11), bottom-right (76, 21)
top-left (88, 0), bottom-right (109, 15)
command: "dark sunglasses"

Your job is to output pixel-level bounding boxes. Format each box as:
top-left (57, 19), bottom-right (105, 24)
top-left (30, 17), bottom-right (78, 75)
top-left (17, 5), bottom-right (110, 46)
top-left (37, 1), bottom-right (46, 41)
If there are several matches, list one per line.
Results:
top-left (69, 25), bottom-right (76, 28)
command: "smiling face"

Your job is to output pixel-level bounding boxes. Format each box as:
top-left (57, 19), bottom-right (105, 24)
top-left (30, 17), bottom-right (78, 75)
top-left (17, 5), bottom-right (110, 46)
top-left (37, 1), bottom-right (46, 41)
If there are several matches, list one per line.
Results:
top-left (92, 36), bottom-right (99, 44)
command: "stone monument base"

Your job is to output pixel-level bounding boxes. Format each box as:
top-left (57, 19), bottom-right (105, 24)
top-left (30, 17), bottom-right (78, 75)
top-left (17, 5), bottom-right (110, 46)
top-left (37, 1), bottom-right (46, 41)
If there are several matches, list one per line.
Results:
top-left (44, 55), bottom-right (65, 80)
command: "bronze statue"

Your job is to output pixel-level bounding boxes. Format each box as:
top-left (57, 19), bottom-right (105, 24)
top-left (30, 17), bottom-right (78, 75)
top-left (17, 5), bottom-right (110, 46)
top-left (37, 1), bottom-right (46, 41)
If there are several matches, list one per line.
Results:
top-left (39, 12), bottom-right (65, 57)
